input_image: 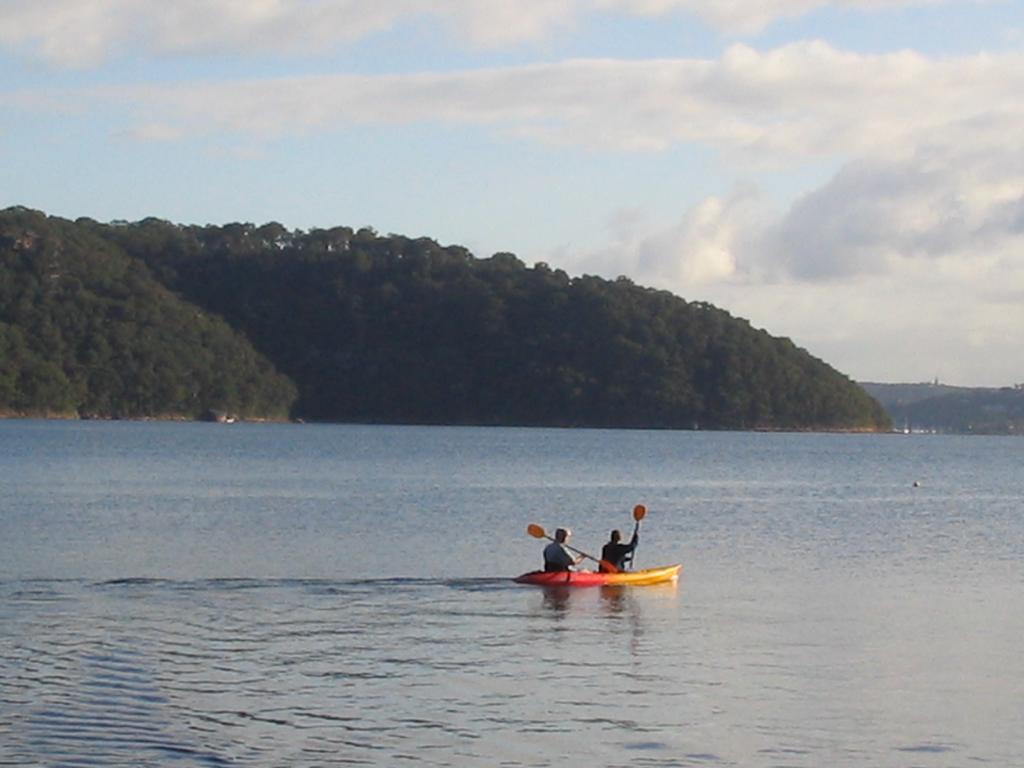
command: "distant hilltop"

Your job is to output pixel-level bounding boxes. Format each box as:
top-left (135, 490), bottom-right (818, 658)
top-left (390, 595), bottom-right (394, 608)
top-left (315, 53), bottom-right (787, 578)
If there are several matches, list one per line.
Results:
top-left (861, 381), bottom-right (1024, 435)
top-left (1, 206), bottom-right (890, 431)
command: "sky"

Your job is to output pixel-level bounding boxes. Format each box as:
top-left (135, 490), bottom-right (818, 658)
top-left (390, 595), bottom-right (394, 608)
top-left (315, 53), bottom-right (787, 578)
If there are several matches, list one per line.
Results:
top-left (2, 1), bottom-right (1023, 387)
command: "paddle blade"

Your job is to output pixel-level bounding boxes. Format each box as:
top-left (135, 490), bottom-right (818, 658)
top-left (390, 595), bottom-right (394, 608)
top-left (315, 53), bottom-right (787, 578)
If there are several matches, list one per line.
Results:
top-left (527, 523), bottom-right (547, 539)
top-left (633, 504), bottom-right (647, 522)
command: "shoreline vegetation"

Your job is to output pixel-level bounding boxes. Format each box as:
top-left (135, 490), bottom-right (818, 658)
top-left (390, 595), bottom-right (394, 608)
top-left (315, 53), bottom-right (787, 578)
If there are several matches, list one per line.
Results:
top-left (0, 409), bottom-right (889, 433)
top-left (2, 206), bottom-right (891, 432)
top-left (0, 410), bottom-right (289, 424)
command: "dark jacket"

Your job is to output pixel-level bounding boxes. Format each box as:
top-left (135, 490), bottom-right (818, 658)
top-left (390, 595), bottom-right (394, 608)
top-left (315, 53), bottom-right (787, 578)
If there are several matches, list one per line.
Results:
top-left (599, 528), bottom-right (639, 572)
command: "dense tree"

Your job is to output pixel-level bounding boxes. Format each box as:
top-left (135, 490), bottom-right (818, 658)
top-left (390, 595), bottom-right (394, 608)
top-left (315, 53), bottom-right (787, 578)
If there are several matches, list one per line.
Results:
top-left (0, 208), bottom-right (296, 419)
top-left (0, 207), bottom-right (889, 428)
top-left (863, 382), bottom-right (1024, 434)
top-left (87, 211), bottom-right (888, 430)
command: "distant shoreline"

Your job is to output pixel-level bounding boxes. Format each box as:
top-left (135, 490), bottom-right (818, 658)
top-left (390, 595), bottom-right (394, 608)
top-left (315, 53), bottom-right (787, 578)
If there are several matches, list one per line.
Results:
top-left (0, 412), bottom-right (901, 433)
top-left (7, 412), bottom-right (1019, 434)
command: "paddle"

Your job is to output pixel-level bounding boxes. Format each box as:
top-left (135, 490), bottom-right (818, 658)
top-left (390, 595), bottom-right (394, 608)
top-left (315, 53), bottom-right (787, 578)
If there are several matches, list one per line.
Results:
top-left (624, 504), bottom-right (646, 570)
top-left (527, 523), bottom-right (619, 573)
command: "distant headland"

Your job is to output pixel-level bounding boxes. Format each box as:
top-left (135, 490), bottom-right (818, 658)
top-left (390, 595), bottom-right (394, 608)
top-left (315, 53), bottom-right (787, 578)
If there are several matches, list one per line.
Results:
top-left (861, 381), bottom-right (1024, 435)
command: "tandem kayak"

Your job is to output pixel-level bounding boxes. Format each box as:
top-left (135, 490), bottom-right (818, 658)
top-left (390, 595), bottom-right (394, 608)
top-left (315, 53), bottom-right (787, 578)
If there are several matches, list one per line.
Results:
top-left (514, 564), bottom-right (681, 587)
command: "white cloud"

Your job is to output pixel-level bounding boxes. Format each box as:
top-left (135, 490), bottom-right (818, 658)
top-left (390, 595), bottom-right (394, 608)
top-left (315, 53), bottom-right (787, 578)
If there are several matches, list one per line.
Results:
top-left (15, 43), bottom-right (1023, 288)
top-left (594, 191), bottom-right (760, 288)
top-left (13, 44), bottom-right (1023, 279)
top-left (569, 117), bottom-right (1024, 305)
top-left (0, 0), bottom-right (969, 67)
top-left (577, 206), bottom-right (1024, 383)
top-left (641, 197), bottom-right (742, 285)
top-left (559, 123), bottom-right (1024, 383)
top-left (0, 1), bottom-right (427, 67)
top-left (49, 44), bottom-right (1019, 160)
top-left (4, 18), bottom-right (1020, 383)
top-left (758, 118), bottom-right (1024, 282)
top-left (601, 0), bottom-right (950, 36)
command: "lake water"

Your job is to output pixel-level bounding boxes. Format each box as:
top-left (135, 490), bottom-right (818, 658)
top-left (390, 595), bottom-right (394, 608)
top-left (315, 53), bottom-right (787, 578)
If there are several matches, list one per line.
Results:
top-left (1, 420), bottom-right (1022, 766)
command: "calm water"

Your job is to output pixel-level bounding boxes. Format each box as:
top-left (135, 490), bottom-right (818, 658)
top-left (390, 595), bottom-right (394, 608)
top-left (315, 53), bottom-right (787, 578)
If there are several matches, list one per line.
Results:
top-left (1, 420), bottom-right (1023, 766)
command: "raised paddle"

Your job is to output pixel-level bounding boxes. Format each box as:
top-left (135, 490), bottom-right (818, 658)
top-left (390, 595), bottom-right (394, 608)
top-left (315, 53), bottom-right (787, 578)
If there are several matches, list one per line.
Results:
top-left (624, 504), bottom-right (646, 570)
top-left (527, 523), bottom-right (619, 573)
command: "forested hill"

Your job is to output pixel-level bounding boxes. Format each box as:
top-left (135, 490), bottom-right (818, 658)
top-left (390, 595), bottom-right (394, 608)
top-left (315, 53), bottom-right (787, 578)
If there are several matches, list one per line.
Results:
top-left (2, 207), bottom-right (889, 430)
top-left (862, 381), bottom-right (1024, 434)
top-left (0, 208), bottom-right (295, 419)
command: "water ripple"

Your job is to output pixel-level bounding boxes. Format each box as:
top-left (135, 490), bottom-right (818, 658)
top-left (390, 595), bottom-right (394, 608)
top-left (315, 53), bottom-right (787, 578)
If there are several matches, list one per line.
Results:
top-left (2, 566), bottom-right (1019, 767)
top-left (3, 577), bottom-right (572, 765)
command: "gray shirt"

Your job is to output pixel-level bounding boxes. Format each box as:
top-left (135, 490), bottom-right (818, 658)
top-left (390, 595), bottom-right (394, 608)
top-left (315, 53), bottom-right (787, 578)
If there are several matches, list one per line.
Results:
top-left (543, 541), bottom-right (575, 571)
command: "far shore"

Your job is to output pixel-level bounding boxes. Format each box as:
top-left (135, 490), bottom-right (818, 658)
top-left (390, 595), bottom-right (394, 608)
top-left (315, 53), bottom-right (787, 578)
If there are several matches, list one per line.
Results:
top-left (0, 412), bottom-right (942, 434)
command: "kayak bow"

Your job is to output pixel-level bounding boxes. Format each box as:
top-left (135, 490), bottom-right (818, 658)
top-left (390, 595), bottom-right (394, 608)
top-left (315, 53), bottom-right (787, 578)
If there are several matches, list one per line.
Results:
top-left (514, 563), bottom-right (681, 587)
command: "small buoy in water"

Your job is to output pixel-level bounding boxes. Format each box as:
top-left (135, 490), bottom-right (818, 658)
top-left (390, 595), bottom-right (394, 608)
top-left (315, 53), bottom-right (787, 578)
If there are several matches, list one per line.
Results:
top-left (913, 481), bottom-right (921, 488)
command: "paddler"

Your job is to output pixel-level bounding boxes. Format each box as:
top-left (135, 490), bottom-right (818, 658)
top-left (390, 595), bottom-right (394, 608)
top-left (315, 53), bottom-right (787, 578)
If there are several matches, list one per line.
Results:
top-left (543, 528), bottom-right (584, 572)
top-left (599, 525), bottom-right (639, 573)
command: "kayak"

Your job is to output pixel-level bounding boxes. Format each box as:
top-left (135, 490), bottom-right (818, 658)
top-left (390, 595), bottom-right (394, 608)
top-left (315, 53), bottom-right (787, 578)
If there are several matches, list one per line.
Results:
top-left (514, 564), bottom-right (681, 587)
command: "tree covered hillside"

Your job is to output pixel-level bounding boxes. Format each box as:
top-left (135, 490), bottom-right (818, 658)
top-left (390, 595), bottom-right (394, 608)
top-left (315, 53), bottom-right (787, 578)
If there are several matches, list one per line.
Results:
top-left (83, 214), bottom-right (889, 430)
top-left (862, 381), bottom-right (1024, 434)
top-left (0, 208), bottom-right (296, 419)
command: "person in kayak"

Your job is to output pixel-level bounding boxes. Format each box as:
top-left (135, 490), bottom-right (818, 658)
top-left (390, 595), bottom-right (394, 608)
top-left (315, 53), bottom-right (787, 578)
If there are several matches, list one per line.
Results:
top-left (599, 526), bottom-right (639, 572)
top-left (543, 528), bottom-right (583, 572)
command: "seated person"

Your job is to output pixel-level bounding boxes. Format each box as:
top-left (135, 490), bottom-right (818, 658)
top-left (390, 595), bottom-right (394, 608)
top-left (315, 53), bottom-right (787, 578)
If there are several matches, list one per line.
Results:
top-left (543, 528), bottom-right (583, 572)
top-left (599, 527), bottom-right (638, 572)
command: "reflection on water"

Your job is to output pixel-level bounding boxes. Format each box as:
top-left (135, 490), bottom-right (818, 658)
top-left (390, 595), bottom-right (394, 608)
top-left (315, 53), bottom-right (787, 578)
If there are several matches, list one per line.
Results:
top-left (599, 582), bottom-right (679, 614)
top-left (540, 585), bottom-right (572, 614)
top-left (599, 585), bottom-right (629, 611)
top-left (533, 578), bottom-right (679, 621)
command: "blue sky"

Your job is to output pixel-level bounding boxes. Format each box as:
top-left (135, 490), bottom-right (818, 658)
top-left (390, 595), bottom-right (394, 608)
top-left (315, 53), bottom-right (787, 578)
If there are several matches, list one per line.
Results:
top-left (2, 1), bottom-right (1022, 386)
